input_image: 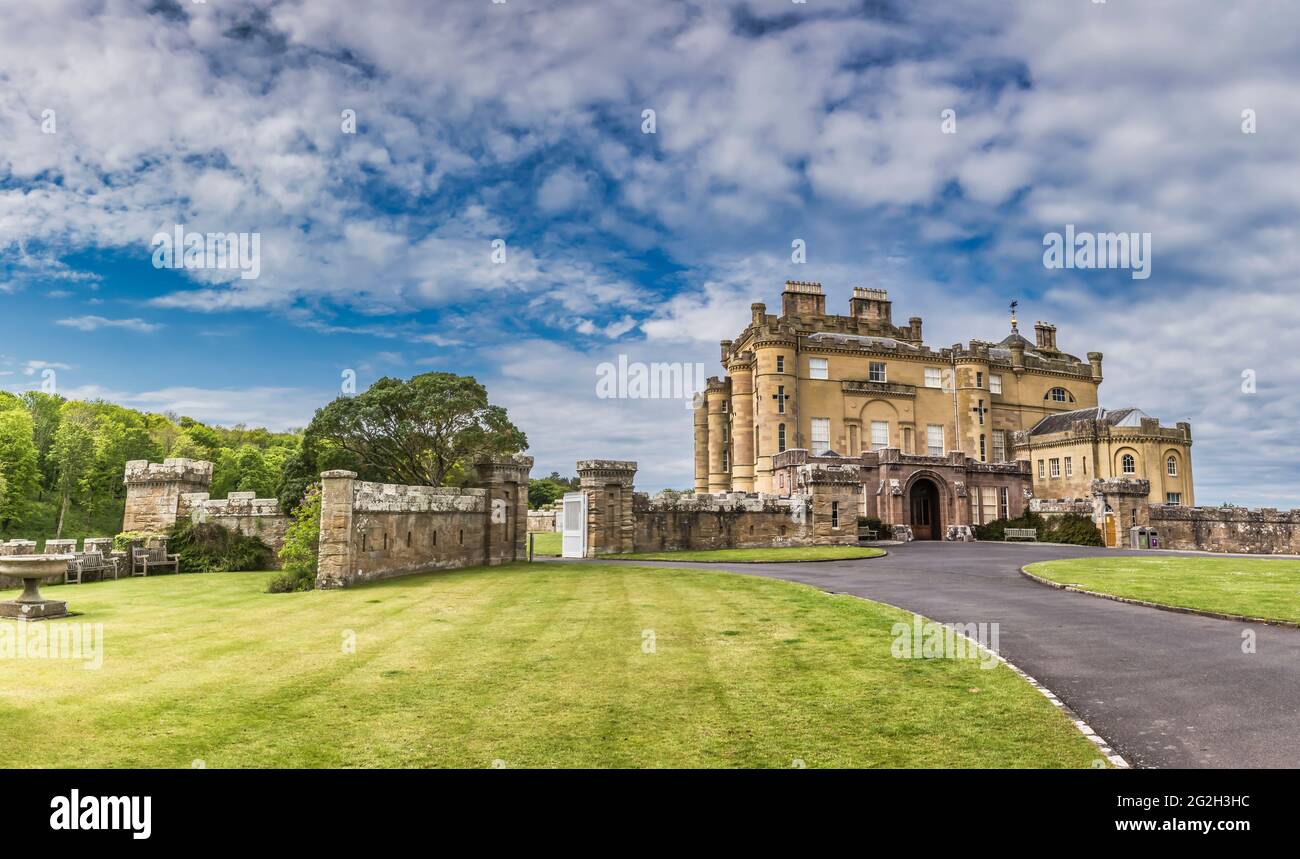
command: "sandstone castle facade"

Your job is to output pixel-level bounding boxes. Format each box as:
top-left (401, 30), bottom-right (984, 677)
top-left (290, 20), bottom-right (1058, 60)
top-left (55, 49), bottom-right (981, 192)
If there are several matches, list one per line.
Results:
top-left (693, 281), bottom-right (1193, 538)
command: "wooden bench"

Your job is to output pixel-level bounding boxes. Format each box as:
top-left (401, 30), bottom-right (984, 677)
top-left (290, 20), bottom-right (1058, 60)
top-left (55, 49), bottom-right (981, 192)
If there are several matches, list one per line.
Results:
top-left (1004, 528), bottom-right (1039, 542)
top-left (858, 527), bottom-right (879, 542)
top-left (66, 550), bottom-right (119, 584)
top-left (133, 546), bottom-right (179, 576)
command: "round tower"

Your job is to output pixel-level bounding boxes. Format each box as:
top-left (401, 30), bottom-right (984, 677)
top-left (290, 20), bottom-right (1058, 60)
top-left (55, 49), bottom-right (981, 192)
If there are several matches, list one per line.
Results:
top-left (705, 378), bottom-right (731, 494)
top-left (751, 335), bottom-right (797, 493)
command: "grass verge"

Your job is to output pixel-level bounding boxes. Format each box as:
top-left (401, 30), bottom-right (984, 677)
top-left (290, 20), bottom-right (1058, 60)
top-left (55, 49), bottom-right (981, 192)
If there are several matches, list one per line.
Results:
top-left (1025, 556), bottom-right (1300, 624)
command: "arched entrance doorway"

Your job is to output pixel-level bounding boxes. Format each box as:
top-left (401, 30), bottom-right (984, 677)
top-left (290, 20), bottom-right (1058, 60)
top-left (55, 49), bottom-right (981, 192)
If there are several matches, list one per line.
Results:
top-left (908, 478), bottom-right (941, 540)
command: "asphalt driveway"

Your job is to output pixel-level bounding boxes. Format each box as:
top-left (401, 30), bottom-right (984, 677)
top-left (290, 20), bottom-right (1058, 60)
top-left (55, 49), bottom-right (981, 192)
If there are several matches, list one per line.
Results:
top-left (580, 542), bottom-right (1300, 768)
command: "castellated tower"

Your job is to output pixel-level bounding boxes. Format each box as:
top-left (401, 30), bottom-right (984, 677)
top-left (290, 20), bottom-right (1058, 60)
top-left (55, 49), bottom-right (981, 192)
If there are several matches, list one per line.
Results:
top-left (122, 458), bottom-right (214, 533)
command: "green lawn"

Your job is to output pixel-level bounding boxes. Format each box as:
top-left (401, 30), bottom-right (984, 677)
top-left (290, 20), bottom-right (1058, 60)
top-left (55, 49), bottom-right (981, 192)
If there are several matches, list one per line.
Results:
top-left (603, 546), bottom-right (886, 563)
top-left (530, 531), bottom-right (561, 556)
top-left (1027, 556), bottom-right (1300, 623)
top-left (0, 563), bottom-right (1102, 768)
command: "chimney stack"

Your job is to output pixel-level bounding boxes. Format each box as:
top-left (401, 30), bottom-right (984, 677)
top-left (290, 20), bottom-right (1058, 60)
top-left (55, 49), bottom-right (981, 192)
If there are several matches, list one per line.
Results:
top-left (781, 281), bottom-right (825, 318)
top-left (849, 287), bottom-right (892, 326)
top-left (751, 302), bottom-right (766, 326)
top-left (1033, 321), bottom-right (1057, 351)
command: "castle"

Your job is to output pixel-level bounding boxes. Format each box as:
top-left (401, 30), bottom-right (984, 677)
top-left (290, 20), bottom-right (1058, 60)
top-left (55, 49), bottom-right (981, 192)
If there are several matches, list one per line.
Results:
top-left (693, 281), bottom-right (1193, 539)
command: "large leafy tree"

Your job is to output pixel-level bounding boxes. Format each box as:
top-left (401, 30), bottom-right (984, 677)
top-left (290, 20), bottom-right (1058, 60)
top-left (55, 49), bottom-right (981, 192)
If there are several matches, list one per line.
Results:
top-left (0, 408), bottom-right (41, 528)
top-left (304, 373), bottom-right (527, 487)
top-left (51, 417), bottom-right (95, 537)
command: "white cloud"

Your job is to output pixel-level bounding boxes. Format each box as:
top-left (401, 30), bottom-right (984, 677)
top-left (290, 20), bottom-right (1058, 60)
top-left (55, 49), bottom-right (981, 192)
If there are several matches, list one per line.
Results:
top-left (56, 315), bottom-right (161, 333)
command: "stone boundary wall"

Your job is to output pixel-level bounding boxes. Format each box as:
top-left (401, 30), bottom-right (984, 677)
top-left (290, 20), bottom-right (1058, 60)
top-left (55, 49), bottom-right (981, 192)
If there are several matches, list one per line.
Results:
top-left (316, 456), bottom-right (532, 588)
top-left (1029, 498), bottom-right (1096, 517)
top-left (576, 458), bottom-right (857, 555)
top-left (179, 491), bottom-right (292, 567)
top-left (527, 501), bottom-right (562, 533)
top-left (1149, 505), bottom-right (1300, 554)
top-left (631, 491), bottom-right (815, 553)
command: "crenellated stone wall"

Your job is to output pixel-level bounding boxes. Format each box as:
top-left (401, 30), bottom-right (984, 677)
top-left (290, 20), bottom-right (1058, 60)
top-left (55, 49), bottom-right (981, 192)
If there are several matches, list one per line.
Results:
top-left (122, 458), bottom-right (292, 562)
top-left (315, 455), bottom-right (532, 588)
top-left (178, 491), bottom-right (292, 565)
top-left (631, 491), bottom-right (814, 553)
top-left (122, 458), bottom-right (214, 532)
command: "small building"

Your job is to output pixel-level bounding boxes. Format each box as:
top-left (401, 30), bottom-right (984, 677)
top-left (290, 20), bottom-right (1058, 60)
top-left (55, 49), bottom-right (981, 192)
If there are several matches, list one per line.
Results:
top-left (1012, 407), bottom-right (1194, 507)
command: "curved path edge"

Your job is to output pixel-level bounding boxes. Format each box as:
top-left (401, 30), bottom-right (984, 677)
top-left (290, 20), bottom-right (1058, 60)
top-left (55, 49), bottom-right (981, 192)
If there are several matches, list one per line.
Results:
top-left (1019, 565), bottom-right (1300, 630)
top-left (823, 590), bottom-right (1130, 770)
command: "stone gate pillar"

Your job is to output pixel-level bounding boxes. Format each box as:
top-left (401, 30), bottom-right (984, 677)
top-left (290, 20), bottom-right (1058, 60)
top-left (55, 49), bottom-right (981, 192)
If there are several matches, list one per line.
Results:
top-left (317, 470), bottom-right (357, 589)
top-left (576, 460), bottom-right (637, 556)
top-left (474, 455), bottom-right (534, 565)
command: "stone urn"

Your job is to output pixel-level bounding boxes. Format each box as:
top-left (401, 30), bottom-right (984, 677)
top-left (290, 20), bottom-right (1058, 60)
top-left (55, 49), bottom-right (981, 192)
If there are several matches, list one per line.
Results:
top-left (0, 554), bottom-right (74, 621)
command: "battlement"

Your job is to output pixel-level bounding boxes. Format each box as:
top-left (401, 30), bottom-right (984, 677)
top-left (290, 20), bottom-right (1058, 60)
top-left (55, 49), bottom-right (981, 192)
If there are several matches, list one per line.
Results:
top-left (123, 458), bottom-right (214, 487)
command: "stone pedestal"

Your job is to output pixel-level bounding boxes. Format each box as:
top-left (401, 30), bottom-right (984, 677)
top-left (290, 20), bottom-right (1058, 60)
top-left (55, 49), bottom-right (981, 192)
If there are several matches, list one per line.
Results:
top-left (0, 555), bottom-right (74, 622)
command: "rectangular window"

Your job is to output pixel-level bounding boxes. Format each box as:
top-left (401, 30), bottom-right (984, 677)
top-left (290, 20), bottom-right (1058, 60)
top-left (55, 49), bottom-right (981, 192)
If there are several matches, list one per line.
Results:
top-left (809, 358), bottom-right (828, 380)
top-left (976, 371), bottom-right (984, 388)
top-left (831, 501), bottom-right (840, 529)
top-left (811, 418), bottom-right (831, 450)
top-left (998, 487), bottom-right (1010, 520)
top-left (1065, 457), bottom-right (1073, 477)
top-left (992, 429), bottom-right (1006, 463)
top-left (1038, 460), bottom-right (1045, 479)
top-left (777, 423), bottom-right (786, 453)
top-left (990, 374), bottom-right (1003, 395)
top-left (924, 367), bottom-right (942, 388)
top-left (1166, 492), bottom-right (1182, 505)
top-left (869, 362), bottom-right (887, 383)
top-left (871, 420), bottom-right (889, 450)
top-left (980, 486), bottom-right (997, 525)
top-left (776, 356), bottom-right (785, 374)
top-left (722, 450), bottom-right (729, 471)
top-left (777, 385), bottom-right (786, 414)
top-left (1049, 458), bottom-right (1060, 478)
top-left (926, 424), bottom-right (944, 456)
top-left (979, 434), bottom-right (986, 462)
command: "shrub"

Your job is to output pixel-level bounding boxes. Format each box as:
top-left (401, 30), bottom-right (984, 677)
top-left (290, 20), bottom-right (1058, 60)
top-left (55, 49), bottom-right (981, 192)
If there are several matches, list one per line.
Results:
top-left (1043, 513), bottom-right (1104, 546)
top-left (270, 482), bottom-right (321, 593)
top-left (165, 521), bottom-right (272, 573)
top-left (113, 530), bottom-right (159, 552)
top-left (973, 512), bottom-right (1103, 546)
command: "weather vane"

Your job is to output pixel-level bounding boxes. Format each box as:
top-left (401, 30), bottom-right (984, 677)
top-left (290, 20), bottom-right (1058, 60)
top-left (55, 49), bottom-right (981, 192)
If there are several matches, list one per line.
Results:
top-left (1009, 299), bottom-right (1019, 331)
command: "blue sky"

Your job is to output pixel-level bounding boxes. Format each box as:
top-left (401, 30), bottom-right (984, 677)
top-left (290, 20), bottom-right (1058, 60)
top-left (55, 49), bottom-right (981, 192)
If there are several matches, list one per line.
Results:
top-left (2, 0), bottom-right (1299, 505)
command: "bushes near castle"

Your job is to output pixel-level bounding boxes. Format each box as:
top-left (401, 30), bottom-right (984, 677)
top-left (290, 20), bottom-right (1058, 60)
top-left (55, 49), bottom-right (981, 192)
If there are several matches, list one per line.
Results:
top-left (165, 521), bottom-right (273, 573)
top-left (975, 512), bottom-right (1103, 546)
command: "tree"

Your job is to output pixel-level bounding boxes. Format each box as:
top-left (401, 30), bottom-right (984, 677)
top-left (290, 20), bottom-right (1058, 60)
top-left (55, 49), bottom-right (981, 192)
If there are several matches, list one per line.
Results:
top-left (305, 373), bottom-right (527, 486)
top-left (528, 478), bottom-right (568, 509)
top-left (0, 408), bottom-right (41, 529)
top-left (21, 390), bottom-right (64, 491)
top-left (51, 418), bottom-right (95, 537)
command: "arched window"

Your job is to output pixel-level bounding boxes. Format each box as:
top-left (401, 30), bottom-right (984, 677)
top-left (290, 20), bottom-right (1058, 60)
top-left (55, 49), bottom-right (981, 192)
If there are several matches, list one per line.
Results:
top-left (1122, 454), bottom-right (1136, 474)
top-left (1045, 387), bottom-right (1073, 403)
top-left (1167, 456), bottom-right (1178, 476)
